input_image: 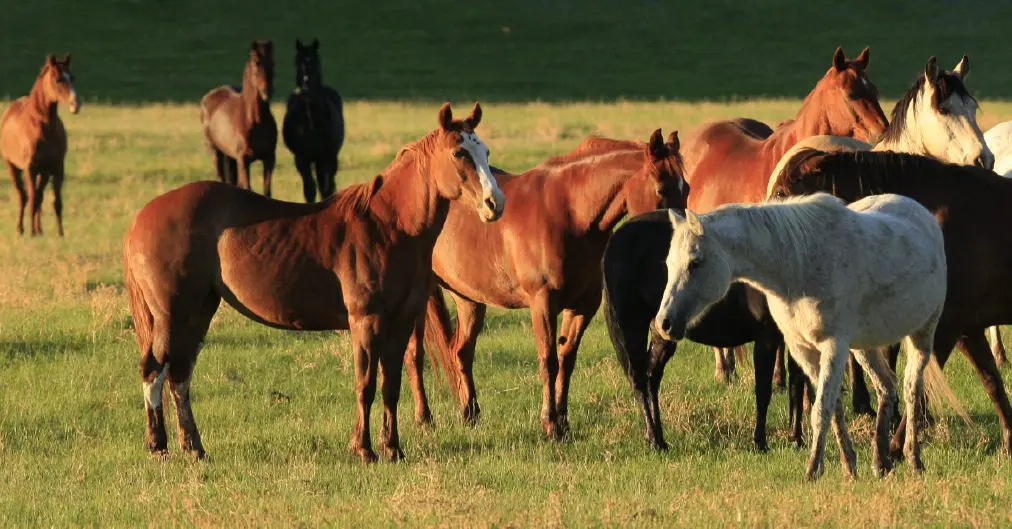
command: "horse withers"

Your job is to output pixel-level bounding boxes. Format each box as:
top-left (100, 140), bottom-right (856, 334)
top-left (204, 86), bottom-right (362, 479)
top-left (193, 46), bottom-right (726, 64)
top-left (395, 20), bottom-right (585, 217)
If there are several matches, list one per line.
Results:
top-left (124, 102), bottom-right (503, 463)
top-left (201, 40), bottom-right (277, 196)
top-left (654, 194), bottom-right (953, 479)
top-left (283, 38), bottom-right (345, 203)
top-left (1, 53), bottom-right (80, 236)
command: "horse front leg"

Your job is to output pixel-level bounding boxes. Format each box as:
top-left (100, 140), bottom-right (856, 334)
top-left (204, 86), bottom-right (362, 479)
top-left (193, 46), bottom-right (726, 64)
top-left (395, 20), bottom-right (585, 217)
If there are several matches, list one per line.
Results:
top-left (403, 312), bottom-right (432, 425)
top-left (30, 172), bottom-right (49, 236)
top-left (262, 153), bottom-right (276, 198)
top-left (554, 290), bottom-right (600, 435)
top-left (377, 315), bottom-right (415, 462)
top-left (51, 165), bottom-right (65, 237)
top-left (531, 289), bottom-right (562, 440)
top-left (447, 292), bottom-right (486, 425)
top-left (796, 338), bottom-right (851, 480)
top-left (958, 332), bottom-right (1012, 456)
top-left (7, 163), bottom-right (26, 235)
top-left (237, 157), bottom-right (252, 191)
top-left (294, 155), bottom-right (315, 203)
top-left (646, 329), bottom-right (676, 450)
top-left (348, 313), bottom-right (382, 463)
top-left (850, 354), bottom-right (876, 417)
top-left (752, 330), bottom-right (780, 452)
top-left (990, 326), bottom-right (1008, 367)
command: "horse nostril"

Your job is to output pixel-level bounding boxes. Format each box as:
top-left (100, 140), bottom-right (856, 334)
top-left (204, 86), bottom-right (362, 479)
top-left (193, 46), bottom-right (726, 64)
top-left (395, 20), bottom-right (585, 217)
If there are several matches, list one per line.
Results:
top-left (660, 318), bottom-right (671, 332)
top-left (484, 197), bottom-right (496, 212)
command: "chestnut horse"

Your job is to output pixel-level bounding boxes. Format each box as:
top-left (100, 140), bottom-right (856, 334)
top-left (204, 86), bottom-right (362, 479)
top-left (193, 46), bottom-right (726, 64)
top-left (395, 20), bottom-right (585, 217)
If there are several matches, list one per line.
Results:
top-left (682, 46), bottom-right (888, 212)
top-left (124, 103), bottom-right (504, 463)
top-left (201, 40), bottom-right (277, 196)
top-left (771, 149), bottom-right (1012, 457)
top-left (1, 53), bottom-right (80, 236)
top-left (409, 129), bottom-right (688, 438)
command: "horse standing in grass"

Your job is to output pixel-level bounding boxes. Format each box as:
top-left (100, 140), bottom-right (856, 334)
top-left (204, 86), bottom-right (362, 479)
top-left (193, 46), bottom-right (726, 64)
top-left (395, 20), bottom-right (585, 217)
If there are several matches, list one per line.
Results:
top-left (1, 53), bottom-right (80, 236)
top-left (201, 40), bottom-right (277, 196)
top-left (771, 149), bottom-right (1012, 457)
top-left (654, 193), bottom-right (953, 479)
top-left (408, 130), bottom-right (687, 438)
top-left (603, 54), bottom-right (986, 453)
top-left (283, 38), bottom-right (345, 203)
top-left (124, 103), bottom-right (503, 463)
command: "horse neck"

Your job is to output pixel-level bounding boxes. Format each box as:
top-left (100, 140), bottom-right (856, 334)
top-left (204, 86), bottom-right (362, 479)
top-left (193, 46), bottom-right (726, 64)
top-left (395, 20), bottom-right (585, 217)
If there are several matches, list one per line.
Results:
top-left (369, 145), bottom-right (449, 241)
top-left (241, 74), bottom-right (264, 126)
top-left (872, 106), bottom-right (925, 155)
top-left (26, 76), bottom-right (56, 124)
top-left (562, 151), bottom-right (642, 232)
top-left (763, 90), bottom-right (845, 162)
top-left (708, 206), bottom-right (812, 300)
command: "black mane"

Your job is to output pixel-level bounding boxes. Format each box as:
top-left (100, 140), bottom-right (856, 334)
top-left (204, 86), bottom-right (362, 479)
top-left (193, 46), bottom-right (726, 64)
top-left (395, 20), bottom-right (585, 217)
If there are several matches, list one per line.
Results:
top-left (880, 71), bottom-right (974, 144)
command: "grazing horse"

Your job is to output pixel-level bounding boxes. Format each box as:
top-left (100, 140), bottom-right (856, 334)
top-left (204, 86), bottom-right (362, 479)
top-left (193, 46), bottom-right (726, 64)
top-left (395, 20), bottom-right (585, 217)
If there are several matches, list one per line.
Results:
top-left (124, 103), bottom-right (504, 463)
top-left (201, 40), bottom-right (277, 196)
top-left (653, 193), bottom-right (952, 479)
top-left (282, 38), bottom-right (345, 203)
top-left (407, 130), bottom-right (688, 438)
top-left (1, 53), bottom-right (80, 236)
top-left (770, 149), bottom-right (1012, 457)
top-left (682, 46), bottom-right (888, 212)
top-left (766, 54), bottom-right (992, 424)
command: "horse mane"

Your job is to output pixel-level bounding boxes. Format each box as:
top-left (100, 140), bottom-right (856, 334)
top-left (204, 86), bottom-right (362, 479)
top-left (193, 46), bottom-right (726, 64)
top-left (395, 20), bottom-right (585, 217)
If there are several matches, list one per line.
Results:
top-left (775, 148), bottom-right (995, 201)
top-left (330, 175), bottom-right (382, 214)
top-left (880, 72), bottom-right (974, 144)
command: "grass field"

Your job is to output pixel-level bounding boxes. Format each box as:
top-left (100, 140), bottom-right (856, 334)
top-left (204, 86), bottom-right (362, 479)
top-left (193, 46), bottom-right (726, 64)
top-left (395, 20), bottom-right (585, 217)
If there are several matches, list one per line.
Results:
top-left (2, 100), bottom-right (1012, 527)
top-left (5, 0), bottom-right (1012, 526)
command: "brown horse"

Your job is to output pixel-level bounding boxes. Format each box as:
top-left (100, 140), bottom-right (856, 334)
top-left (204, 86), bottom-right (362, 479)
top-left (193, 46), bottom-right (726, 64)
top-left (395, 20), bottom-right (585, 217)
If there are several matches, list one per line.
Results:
top-left (1, 53), bottom-right (80, 236)
top-left (201, 40), bottom-right (278, 196)
top-left (682, 47), bottom-right (888, 212)
top-left (772, 148), bottom-right (1012, 457)
top-left (407, 129), bottom-right (688, 438)
top-left (124, 103), bottom-right (504, 463)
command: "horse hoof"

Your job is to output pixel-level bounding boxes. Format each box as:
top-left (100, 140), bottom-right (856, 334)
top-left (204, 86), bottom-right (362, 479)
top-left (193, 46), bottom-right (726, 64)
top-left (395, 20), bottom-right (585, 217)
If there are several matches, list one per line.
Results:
top-left (384, 446), bottom-right (405, 463)
top-left (353, 447), bottom-right (379, 464)
top-left (650, 437), bottom-right (669, 451)
top-left (415, 409), bottom-right (434, 427)
top-left (462, 401), bottom-right (481, 427)
top-left (542, 420), bottom-right (564, 441)
top-left (753, 439), bottom-right (769, 453)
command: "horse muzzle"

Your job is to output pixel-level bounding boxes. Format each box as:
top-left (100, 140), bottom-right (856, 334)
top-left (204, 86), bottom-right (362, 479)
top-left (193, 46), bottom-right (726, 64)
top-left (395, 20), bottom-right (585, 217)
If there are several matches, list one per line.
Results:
top-left (478, 189), bottom-right (505, 223)
top-left (653, 313), bottom-right (685, 342)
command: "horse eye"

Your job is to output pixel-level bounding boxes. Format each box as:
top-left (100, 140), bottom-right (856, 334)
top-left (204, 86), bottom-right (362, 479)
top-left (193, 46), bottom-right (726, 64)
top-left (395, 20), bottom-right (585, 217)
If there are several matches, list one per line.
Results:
top-left (453, 149), bottom-right (467, 159)
top-left (688, 257), bottom-right (702, 270)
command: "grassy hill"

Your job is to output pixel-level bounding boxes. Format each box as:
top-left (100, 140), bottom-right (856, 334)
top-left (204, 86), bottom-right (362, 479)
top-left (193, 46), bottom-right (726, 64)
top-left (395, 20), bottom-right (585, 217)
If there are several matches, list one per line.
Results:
top-left (2, 0), bottom-right (1012, 103)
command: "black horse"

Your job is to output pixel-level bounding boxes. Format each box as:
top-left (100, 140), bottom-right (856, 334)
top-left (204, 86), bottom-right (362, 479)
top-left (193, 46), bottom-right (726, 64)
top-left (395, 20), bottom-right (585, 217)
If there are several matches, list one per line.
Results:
top-left (282, 38), bottom-right (345, 203)
top-left (602, 209), bottom-right (795, 451)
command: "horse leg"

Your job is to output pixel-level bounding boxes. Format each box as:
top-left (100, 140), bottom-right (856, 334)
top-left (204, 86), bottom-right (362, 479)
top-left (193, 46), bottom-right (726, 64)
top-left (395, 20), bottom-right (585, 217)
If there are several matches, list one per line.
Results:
top-left (166, 292), bottom-right (219, 459)
top-left (237, 157), bottom-right (252, 191)
top-left (7, 163), bottom-right (26, 235)
top-left (889, 332), bottom-right (957, 460)
top-left (51, 165), bottom-right (64, 237)
top-left (403, 312), bottom-right (432, 425)
top-left (262, 153), bottom-right (276, 198)
top-left (442, 293), bottom-right (485, 425)
top-left (31, 172), bottom-right (49, 236)
top-left (990, 326), bottom-right (1008, 367)
top-left (140, 320), bottom-right (170, 455)
top-left (901, 330), bottom-right (937, 472)
top-left (225, 157), bottom-right (239, 187)
top-left (377, 317), bottom-right (414, 462)
top-left (211, 149), bottom-right (227, 183)
top-left (555, 290), bottom-right (601, 435)
top-left (713, 347), bottom-right (735, 384)
top-left (295, 155), bottom-right (315, 203)
top-left (850, 355), bottom-right (876, 417)
top-left (772, 341), bottom-right (787, 391)
top-left (349, 313), bottom-right (382, 463)
top-left (646, 330), bottom-right (676, 450)
top-left (532, 289), bottom-right (562, 440)
top-left (317, 154), bottom-right (338, 200)
top-left (752, 330), bottom-right (780, 452)
top-left (787, 354), bottom-right (810, 447)
top-left (959, 332), bottom-right (1012, 456)
top-left (796, 338), bottom-right (850, 480)
top-left (851, 347), bottom-right (896, 477)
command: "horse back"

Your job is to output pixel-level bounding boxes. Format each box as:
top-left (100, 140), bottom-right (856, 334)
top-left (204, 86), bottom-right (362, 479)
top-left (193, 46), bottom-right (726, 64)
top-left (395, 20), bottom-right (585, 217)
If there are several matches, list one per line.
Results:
top-left (684, 120), bottom-right (770, 211)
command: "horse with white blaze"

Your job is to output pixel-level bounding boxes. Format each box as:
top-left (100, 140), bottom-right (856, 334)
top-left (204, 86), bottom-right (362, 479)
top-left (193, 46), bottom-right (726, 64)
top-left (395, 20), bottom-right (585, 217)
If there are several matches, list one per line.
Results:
top-left (653, 193), bottom-right (950, 479)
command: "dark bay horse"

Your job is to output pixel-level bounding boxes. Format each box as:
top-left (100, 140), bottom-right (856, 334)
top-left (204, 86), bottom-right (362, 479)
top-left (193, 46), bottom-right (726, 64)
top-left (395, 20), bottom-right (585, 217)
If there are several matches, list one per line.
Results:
top-left (771, 149), bottom-right (1012, 457)
top-left (682, 47), bottom-right (888, 212)
top-left (407, 130), bottom-right (688, 438)
top-left (1, 54), bottom-right (80, 236)
top-left (282, 38), bottom-right (345, 203)
top-left (201, 40), bottom-right (277, 196)
top-left (124, 103), bottom-right (504, 463)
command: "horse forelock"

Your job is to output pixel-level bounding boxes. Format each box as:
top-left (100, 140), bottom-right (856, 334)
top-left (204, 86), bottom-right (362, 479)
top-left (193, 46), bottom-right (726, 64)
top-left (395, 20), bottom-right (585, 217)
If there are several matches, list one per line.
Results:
top-left (882, 72), bottom-right (976, 145)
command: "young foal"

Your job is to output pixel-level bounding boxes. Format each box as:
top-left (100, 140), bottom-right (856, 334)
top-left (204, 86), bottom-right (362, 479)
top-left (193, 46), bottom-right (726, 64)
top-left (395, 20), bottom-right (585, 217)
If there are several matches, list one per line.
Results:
top-left (409, 130), bottom-right (687, 438)
top-left (124, 103), bottom-right (503, 463)
top-left (201, 40), bottom-right (277, 196)
top-left (1, 54), bottom-right (80, 236)
top-left (654, 194), bottom-right (948, 479)
top-left (282, 38), bottom-right (345, 203)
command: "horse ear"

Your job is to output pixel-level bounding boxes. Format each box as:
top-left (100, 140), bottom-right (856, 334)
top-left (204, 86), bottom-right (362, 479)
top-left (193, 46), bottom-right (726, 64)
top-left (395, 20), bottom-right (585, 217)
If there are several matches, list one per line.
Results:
top-left (924, 56), bottom-right (940, 83)
top-left (854, 47), bottom-right (870, 70)
top-left (45, 53), bottom-right (56, 67)
top-left (685, 210), bottom-right (705, 236)
top-left (296, 39), bottom-right (304, 51)
top-left (310, 39), bottom-right (319, 51)
top-left (61, 54), bottom-right (71, 67)
top-left (648, 129), bottom-right (666, 159)
top-left (666, 130), bottom-right (680, 152)
top-left (832, 47), bottom-right (847, 72)
top-left (465, 102), bottom-right (482, 129)
top-left (263, 40), bottom-right (273, 55)
top-left (250, 40), bottom-right (259, 51)
top-left (438, 102), bottom-right (454, 130)
top-left (954, 55), bottom-right (970, 80)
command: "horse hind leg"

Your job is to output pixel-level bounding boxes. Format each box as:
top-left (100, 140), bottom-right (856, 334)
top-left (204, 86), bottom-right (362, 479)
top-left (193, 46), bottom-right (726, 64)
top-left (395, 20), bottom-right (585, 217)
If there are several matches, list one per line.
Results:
top-left (794, 338), bottom-right (851, 479)
top-left (294, 155), bottom-right (315, 203)
top-left (902, 330), bottom-right (935, 472)
top-left (403, 313), bottom-right (432, 425)
top-left (261, 154), bottom-right (275, 198)
top-left (166, 292), bottom-right (220, 459)
top-left (317, 154), bottom-right (338, 200)
top-left (554, 291), bottom-right (601, 435)
top-left (850, 355), bottom-right (876, 417)
top-left (30, 172), bottom-right (49, 236)
top-left (851, 347), bottom-right (897, 477)
top-left (646, 329), bottom-right (676, 450)
top-left (377, 315), bottom-right (417, 462)
top-left (990, 326), bottom-right (1008, 367)
top-left (713, 347), bottom-right (735, 384)
top-left (7, 163), bottom-right (26, 235)
top-left (349, 314), bottom-right (382, 463)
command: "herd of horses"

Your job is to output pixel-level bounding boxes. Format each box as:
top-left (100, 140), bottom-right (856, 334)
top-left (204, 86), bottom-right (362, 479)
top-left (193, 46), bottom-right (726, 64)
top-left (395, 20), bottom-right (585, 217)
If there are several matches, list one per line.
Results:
top-left (5, 41), bottom-right (1012, 479)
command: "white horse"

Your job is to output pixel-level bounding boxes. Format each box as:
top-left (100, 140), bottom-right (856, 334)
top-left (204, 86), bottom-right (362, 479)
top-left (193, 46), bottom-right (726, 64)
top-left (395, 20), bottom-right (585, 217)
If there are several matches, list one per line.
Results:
top-left (982, 121), bottom-right (1012, 365)
top-left (653, 193), bottom-right (949, 479)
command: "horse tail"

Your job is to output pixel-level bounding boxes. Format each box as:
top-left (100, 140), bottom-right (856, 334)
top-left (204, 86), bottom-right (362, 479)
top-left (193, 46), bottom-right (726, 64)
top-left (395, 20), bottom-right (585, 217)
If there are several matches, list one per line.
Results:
top-left (423, 286), bottom-right (461, 400)
top-left (923, 355), bottom-right (972, 425)
top-left (123, 243), bottom-right (154, 372)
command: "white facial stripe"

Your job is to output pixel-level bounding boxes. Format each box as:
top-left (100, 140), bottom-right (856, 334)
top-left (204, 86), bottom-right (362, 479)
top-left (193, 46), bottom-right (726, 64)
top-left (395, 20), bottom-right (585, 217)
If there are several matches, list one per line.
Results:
top-left (63, 72), bottom-right (78, 102)
top-left (461, 131), bottom-right (499, 198)
top-left (142, 364), bottom-right (168, 409)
